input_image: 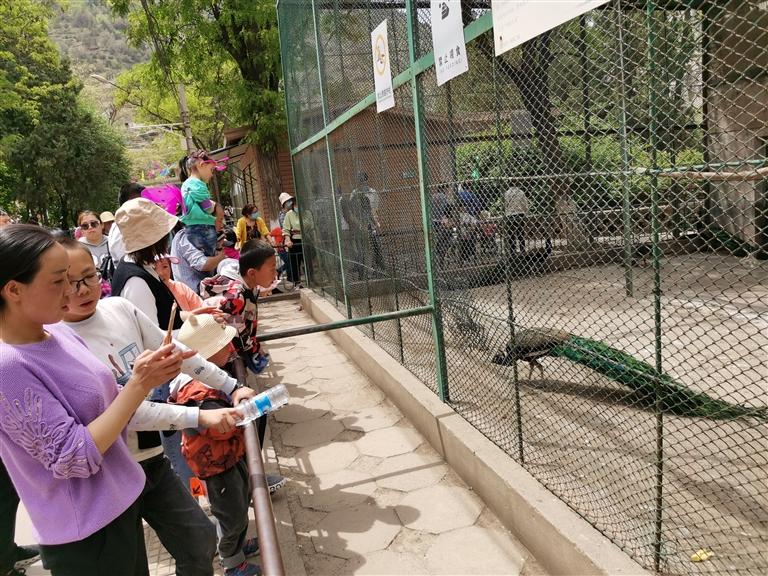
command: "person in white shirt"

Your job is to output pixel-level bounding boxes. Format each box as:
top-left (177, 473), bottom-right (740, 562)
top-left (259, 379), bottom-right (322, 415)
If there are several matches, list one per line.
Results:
top-left (504, 185), bottom-right (530, 253)
top-left (60, 237), bottom-right (256, 576)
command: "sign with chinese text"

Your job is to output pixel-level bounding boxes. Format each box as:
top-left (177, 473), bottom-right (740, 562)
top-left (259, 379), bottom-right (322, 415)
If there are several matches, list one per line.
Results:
top-left (431, 1), bottom-right (469, 86)
top-left (371, 19), bottom-right (395, 112)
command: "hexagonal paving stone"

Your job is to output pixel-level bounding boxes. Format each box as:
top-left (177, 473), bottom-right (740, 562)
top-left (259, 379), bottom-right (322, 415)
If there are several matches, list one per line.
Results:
top-left (273, 402), bottom-right (330, 424)
top-left (311, 364), bottom-right (360, 381)
top-left (310, 376), bottom-right (360, 395)
top-left (282, 370), bottom-right (313, 387)
top-left (395, 485), bottom-right (483, 534)
top-left (426, 526), bottom-right (525, 575)
top-left (355, 427), bottom-right (423, 458)
top-left (282, 417), bottom-right (344, 448)
top-left (310, 504), bottom-right (402, 559)
top-left (325, 387), bottom-right (385, 412)
top-left (341, 405), bottom-right (401, 433)
top-left (299, 469), bottom-right (377, 512)
top-left (351, 550), bottom-right (428, 575)
top-left (292, 442), bottom-right (360, 476)
top-left (373, 451), bottom-right (448, 492)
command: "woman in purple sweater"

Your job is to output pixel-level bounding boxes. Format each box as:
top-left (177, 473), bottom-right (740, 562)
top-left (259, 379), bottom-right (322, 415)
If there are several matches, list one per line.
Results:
top-left (0, 225), bottom-right (192, 576)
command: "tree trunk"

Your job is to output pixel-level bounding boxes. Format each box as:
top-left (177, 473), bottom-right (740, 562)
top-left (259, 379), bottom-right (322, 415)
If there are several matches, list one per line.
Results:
top-left (258, 149), bottom-right (282, 223)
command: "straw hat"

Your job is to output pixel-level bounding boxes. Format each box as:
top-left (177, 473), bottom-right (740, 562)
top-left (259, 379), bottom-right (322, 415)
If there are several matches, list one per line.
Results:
top-left (278, 192), bottom-right (294, 207)
top-left (99, 211), bottom-right (116, 223)
top-left (116, 198), bottom-right (178, 253)
top-left (176, 314), bottom-right (237, 360)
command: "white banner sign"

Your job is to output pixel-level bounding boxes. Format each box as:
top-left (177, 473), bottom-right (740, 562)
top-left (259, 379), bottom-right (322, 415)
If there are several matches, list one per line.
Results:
top-left (430, 1), bottom-right (469, 86)
top-left (371, 19), bottom-right (395, 112)
top-left (491, 0), bottom-right (611, 56)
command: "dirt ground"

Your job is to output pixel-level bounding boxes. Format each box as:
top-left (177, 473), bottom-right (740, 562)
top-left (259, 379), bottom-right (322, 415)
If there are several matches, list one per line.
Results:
top-left (349, 253), bottom-right (767, 576)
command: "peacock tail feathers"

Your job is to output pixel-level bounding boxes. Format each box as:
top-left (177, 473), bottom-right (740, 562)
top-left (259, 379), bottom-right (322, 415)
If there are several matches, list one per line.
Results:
top-left (551, 335), bottom-right (767, 421)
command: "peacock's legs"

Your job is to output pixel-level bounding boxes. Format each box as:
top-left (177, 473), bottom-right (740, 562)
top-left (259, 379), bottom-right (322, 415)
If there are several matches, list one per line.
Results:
top-left (526, 359), bottom-right (545, 380)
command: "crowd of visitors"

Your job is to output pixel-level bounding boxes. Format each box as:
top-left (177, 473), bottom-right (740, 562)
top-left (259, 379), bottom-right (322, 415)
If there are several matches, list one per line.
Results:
top-left (0, 151), bottom-right (291, 576)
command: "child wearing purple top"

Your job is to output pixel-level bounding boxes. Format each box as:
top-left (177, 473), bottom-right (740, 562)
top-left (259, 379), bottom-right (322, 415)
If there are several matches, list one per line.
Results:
top-left (0, 225), bottom-right (192, 576)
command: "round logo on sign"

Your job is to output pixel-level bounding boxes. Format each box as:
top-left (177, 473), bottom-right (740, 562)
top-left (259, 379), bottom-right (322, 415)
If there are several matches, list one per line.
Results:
top-left (374, 34), bottom-right (387, 75)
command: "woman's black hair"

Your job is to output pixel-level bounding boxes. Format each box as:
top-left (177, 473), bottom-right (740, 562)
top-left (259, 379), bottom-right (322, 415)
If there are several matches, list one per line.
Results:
top-left (178, 156), bottom-right (190, 183)
top-left (0, 225), bottom-right (57, 310)
top-left (241, 204), bottom-right (256, 217)
top-left (239, 239), bottom-right (275, 276)
top-left (118, 183), bottom-right (145, 206)
top-left (56, 236), bottom-right (92, 258)
top-left (130, 235), bottom-right (170, 267)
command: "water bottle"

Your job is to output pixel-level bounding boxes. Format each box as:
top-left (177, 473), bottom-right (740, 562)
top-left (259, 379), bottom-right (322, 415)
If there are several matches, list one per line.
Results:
top-left (235, 384), bottom-right (289, 426)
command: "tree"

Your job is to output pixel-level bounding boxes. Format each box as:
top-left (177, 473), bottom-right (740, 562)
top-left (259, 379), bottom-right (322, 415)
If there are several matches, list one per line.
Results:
top-left (110, 0), bottom-right (286, 196)
top-left (1, 0), bottom-right (131, 226)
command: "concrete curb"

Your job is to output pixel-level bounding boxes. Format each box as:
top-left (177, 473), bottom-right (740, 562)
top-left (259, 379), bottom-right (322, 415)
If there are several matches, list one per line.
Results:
top-left (299, 290), bottom-right (650, 576)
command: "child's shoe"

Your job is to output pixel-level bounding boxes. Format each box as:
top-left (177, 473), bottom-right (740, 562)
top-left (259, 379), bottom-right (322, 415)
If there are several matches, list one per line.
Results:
top-left (224, 562), bottom-right (261, 576)
top-left (243, 537), bottom-right (259, 557)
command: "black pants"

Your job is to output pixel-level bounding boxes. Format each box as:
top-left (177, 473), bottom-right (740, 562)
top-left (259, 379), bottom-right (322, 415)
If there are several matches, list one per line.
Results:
top-left (287, 239), bottom-right (303, 284)
top-left (139, 454), bottom-right (217, 576)
top-left (504, 214), bottom-right (526, 253)
top-left (39, 500), bottom-right (146, 576)
top-left (0, 459), bottom-right (20, 573)
top-left (206, 460), bottom-right (251, 569)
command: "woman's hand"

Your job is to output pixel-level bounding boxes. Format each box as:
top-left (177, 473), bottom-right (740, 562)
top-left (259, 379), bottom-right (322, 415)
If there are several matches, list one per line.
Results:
top-left (198, 408), bottom-right (243, 433)
top-left (285, 238), bottom-right (293, 249)
top-left (126, 344), bottom-right (196, 396)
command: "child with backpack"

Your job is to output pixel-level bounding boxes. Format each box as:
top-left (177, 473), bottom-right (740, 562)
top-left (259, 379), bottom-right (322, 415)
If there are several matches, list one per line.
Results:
top-left (173, 314), bottom-right (260, 576)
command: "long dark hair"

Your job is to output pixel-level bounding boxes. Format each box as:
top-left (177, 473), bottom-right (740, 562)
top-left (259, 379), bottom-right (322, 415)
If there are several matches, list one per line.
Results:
top-left (130, 235), bottom-right (170, 267)
top-left (0, 225), bottom-right (57, 310)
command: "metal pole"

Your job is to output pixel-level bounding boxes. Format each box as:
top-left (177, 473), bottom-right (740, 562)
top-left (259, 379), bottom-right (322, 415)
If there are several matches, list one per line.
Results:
top-left (406, 0), bottom-right (450, 403)
top-left (617, 4), bottom-right (635, 297)
top-left (232, 359), bottom-right (285, 576)
top-left (493, 56), bottom-right (524, 464)
top-left (256, 305), bottom-right (433, 342)
top-left (646, 3), bottom-right (665, 571)
top-left (312, 0), bottom-right (352, 318)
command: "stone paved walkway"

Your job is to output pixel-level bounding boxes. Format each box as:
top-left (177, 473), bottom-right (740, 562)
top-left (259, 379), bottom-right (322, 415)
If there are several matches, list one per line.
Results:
top-left (16, 296), bottom-right (544, 576)
top-left (258, 298), bottom-right (544, 576)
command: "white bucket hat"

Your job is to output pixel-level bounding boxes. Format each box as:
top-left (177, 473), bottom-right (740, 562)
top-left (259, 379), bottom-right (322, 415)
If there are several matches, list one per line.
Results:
top-left (176, 314), bottom-right (237, 360)
top-left (116, 198), bottom-right (178, 253)
top-left (278, 192), bottom-right (294, 207)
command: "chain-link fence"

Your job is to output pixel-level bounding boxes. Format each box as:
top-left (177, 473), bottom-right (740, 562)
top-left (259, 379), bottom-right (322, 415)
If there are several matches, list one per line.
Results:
top-left (277, 2), bottom-right (768, 574)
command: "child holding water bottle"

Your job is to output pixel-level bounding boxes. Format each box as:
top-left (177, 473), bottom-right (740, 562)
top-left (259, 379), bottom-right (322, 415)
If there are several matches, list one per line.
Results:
top-left (172, 314), bottom-right (265, 576)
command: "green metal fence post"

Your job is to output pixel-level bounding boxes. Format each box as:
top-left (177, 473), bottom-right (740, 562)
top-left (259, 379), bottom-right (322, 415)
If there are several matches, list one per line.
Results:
top-left (406, 0), bottom-right (450, 403)
top-left (311, 0), bottom-right (352, 318)
top-left (616, 3), bottom-right (635, 297)
top-left (646, 2), bottom-right (666, 571)
top-left (493, 57), bottom-right (525, 464)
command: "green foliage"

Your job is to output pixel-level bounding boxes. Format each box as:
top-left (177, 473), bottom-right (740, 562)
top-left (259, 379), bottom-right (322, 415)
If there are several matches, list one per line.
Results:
top-left (109, 0), bottom-right (285, 151)
top-left (1, 0), bottom-right (131, 226)
top-left (49, 0), bottom-right (150, 78)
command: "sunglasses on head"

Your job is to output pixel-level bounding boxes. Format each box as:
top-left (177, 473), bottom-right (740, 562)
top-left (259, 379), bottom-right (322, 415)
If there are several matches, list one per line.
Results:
top-left (80, 220), bottom-right (101, 230)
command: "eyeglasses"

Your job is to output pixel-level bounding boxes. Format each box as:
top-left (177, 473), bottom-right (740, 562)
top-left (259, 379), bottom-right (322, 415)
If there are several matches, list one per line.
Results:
top-left (70, 271), bottom-right (102, 292)
top-left (80, 221), bottom-right (101, 230)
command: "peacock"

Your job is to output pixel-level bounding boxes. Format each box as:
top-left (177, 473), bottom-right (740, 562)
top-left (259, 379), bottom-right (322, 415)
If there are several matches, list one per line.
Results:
top-left (493, 328), bottom-right (768, 421)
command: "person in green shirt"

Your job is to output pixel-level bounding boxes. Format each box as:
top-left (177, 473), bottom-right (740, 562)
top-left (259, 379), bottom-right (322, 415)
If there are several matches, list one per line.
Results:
top-left (180, 150), bottom-right (219, 256)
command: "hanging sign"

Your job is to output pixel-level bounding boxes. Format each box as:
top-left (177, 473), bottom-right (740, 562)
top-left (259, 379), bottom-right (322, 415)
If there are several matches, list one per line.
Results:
top-left (371, 19), bottom-right (395, 112)
top-left (430, 1), bottom-right (469, 86)
top-left (491, 0), bottom-right (611, 56)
